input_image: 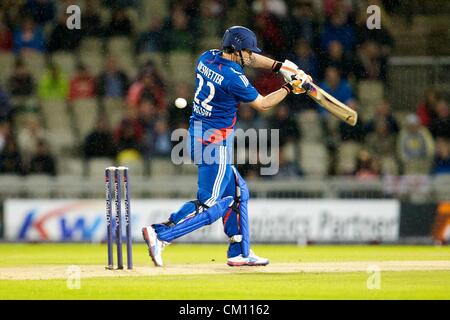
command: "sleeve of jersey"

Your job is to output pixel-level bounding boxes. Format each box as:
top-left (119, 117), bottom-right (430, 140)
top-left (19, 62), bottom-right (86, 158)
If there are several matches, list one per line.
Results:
top-left (229, 74), bottom-right (259, 103)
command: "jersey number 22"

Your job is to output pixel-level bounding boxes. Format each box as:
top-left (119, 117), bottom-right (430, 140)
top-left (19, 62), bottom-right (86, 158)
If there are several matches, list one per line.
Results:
top-left (194, 74), bottom-right (215, 112)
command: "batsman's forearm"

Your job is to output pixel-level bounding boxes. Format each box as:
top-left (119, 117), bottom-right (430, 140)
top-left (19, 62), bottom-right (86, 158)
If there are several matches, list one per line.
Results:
top-left (256, 88), bottom-right (289, 112)
top-left (251, 53), bottom-right (280, 70)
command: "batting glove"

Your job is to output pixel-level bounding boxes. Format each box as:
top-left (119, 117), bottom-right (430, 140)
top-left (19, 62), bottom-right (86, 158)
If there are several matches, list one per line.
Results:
top-left (277, 60), bottom-right (312, 94)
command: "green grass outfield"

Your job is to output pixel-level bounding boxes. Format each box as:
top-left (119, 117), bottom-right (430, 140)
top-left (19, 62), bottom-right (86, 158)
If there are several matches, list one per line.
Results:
top-left (0, 243), bottom-right (449, 299)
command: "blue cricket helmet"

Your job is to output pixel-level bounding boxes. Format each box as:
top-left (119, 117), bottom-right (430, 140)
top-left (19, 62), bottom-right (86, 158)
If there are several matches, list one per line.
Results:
top-left (222, 26), bottom-right (262, 53)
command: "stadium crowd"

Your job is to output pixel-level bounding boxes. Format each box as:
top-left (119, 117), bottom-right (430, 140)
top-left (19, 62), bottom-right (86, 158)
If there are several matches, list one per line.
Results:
top-left (0, 0), bottom-right (449, 179)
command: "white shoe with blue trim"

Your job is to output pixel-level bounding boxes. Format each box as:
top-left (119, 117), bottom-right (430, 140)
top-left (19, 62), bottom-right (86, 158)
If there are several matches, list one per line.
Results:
top-left (247, 250), bottom-right (269, 266)
top-left (142, 226), bottom-right (164, 267)
top-left (227, 250), bottom-right (269, 267)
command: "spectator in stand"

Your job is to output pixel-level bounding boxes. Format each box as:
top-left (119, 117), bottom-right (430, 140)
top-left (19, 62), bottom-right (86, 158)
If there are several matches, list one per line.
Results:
top-left (0, 86), bottom-right (12, 121)
top-left (105, 8), bottom-right (133, 37)
top-left (432, 138), bottom-right (450, 175)
top-left (416, 87), bottom-right (440, 127)
top-left (13, 16), bottom-right (45, 54)
top-left (151, 118), bottom-right (172, 157)
top-left (0, 13), bottom-right (13, 50)
top-left (136, 16), bottom-right (164, 54)
top-left (321, 40), bottom-right (353, 80)
top-left (253, 67), bottom-right (285, 97)
top-left (289, 38), bottom-right (319, 81)
top-left (81, 1), bottom-right (104, 37)
top-left (127, 67), bottom-right (166, 111)
top-left (366, 119), bottom-right (398, 174)
top-left (47, 13), bottom-right (82, 52)
top-left (318, 66), bottom-right (354, 117)
top-left (196, 0), bottom-right (226, 39)
top-left (29, 139), bottom-right (56, 175)
top-left (397, 114), bottom-right (435, 175)
top-left (97, 56), bottom-right (129, 98)
top-left (252, 0), bottom-right (287, 18)
top-left (323, 0), bottom-right (353, 19)
top-left (320, 6), bottom-right (355, 55)
top-left (429, 99), bottom-right (450, 140)
top-left (8, 58), bottom-right (34, 97)
top-left (339, 101), bottom-right (365, 142)
top-left (23, 0), bottom-right (56, 26)
top-left (140, 97), bottom-right (158, 139)
top-left (365, 99), bottom-right (399, 135)
top-left (83, 117), bottom-right (116, 159)
top-left (0, 120), bottom-right (11, 153)
top-left (115, 109), bottom-right (144, 155)
top-left (37, 62), bottom-right (69, 100)
top-left (253, 2), bottom-right (288, 57)
top-left (0, 137), bottom-right (23, 174)
top-left (354, 149), bottom-right (381, 180)
top-left (288, 0), bottom-right (318, 48)
top-left (269, 104), bottom-right (300, 146)
top-left (68, 64), bottom-right (97, 101)
top-left (162, 7), bottom-right (194, 52)
top-left (353, 40), bottom-right (386, 81)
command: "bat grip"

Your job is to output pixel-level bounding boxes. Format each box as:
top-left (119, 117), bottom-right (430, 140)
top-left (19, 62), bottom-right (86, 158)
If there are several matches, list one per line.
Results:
top-left (302, 82), bottom-right (312, 92)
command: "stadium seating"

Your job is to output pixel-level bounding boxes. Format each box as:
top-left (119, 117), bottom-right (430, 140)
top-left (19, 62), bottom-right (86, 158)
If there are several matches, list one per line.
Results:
top-left (38, 99), bottom-right (77, 156)
top-left (21, 51), bottom-right (46, 81)
top-left (79, 51), bottom-right (104, 76)
top-left (79, 37), bottom-right (103, 54)
top-left (86, 158), bottom-right (115, 178)
top-left (150, 157), bottom-right (176, 176)
top-left (39, 99), bottom-right (71, 129)
top-left (357, 80), bottom-right (384, 118)
top-left (102, 97), bottom-right (126, 129)
top-left (0, 174), bottom-right (25, 198)
top-left (53, 175), bottom-right (88, 198)
top-left (24, 174), bottom-right (55, 198)
top-left (107, 37), bottom-right (132, 55)
top-left (70, 98), bottom-right (99, 140)
top-left (141, 0), bottom-right (168, 20)
top-left (299, 142), bottom-right (329, 177)
top-left (138, 52), bottom-right (165, 70)
top-left (51, 51), bottom-right (77, 78)
top-left (0, 51), bottom-right (15, 85)
top-left (168, 51), bottom-right (195, 86)
top-left (296, 110), bottom-right (323, 142)
top-left (57, 157), bottom-right (85, 176)
top-left (380, 156), bottom-right (399, 175)
top-left (336, 142), bottom-right (362, 175)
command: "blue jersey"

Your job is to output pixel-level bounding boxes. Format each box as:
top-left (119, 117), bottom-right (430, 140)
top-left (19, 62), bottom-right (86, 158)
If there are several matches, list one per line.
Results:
top-left (189, 50), bottom-right (259, 145)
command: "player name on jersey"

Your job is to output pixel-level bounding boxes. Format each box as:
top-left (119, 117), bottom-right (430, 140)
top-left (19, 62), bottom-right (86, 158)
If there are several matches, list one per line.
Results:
top-left (197, 61), bottom-right (225, 85)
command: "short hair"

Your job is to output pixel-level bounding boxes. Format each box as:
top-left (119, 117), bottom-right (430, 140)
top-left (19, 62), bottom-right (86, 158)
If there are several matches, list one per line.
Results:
top-left (223, 46), bottom-right (235, 54)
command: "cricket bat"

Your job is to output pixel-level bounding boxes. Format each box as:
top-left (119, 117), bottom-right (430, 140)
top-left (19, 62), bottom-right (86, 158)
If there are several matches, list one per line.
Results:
top-left (303, 83), bottom-right (358, 126)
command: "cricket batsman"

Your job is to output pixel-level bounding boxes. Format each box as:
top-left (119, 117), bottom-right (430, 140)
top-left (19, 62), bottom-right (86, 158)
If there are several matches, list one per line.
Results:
top-left (142, 26), bottom-right (312, 267)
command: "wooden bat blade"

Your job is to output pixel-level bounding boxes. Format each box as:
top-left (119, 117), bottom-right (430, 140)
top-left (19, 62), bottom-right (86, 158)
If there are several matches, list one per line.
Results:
top-left (305, 83), bottom-right (358, 126)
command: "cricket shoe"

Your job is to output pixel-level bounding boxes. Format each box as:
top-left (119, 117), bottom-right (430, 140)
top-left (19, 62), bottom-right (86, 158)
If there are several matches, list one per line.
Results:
top-left (142, 226), bottom-right (166, 267)
top-left (227, 251), bottom-right (269, 267)
top-left (247, 250), bottom-right (269, 266)
top-left (227, 254), bottom-right (249, 267)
